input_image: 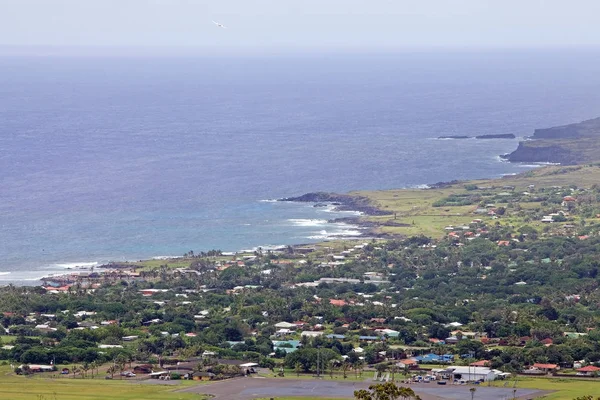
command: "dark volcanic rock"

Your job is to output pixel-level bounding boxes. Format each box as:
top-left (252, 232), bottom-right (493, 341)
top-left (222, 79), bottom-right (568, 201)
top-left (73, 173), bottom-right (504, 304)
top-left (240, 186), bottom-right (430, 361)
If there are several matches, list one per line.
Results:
top-left (503, 117), bottom-right (600, 165)
top-left (504, 142), bottom-right (576, 165)
top-left (438, 135), bottom-right (471, 139)
top-left (280, 192), bottom-right (391, 216)
top-left (475, 134), bottom-right (516, 139)
top-left (428, 180), bottom-right (461, 189)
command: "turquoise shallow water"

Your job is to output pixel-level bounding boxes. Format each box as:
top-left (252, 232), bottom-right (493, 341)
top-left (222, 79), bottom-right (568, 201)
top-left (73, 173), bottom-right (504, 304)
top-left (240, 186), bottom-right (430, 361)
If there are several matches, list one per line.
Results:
top-left (2, 50), bottom-right (600, 283)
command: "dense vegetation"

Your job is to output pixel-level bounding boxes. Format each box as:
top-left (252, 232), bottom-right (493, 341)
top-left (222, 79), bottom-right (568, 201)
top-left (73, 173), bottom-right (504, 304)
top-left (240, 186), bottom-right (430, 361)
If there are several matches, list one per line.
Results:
top-left (3, 169), bottom-right (600, 391)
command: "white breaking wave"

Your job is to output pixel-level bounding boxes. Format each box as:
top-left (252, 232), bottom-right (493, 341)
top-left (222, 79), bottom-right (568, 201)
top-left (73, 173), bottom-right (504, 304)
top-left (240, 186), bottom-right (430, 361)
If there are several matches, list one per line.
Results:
top-left (259, 199), bottom-right (278, 203)
top-left (54, 262), bottom-right (99, 269)
top-left (288, 218), bottom-right (329, 227)
top-left (241, 244), bottom-right (286, 252)
top-left (151, 256), bottom-right (183, 260)
top-left (307, 227), bottom-right (363, 240)
top-left (0, 272), bottom-right (11, 276)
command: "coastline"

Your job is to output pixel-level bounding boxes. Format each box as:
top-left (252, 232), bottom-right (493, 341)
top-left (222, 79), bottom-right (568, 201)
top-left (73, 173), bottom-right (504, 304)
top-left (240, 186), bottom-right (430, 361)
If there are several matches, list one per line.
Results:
top-left (11, 114), bottom-right (600, 287)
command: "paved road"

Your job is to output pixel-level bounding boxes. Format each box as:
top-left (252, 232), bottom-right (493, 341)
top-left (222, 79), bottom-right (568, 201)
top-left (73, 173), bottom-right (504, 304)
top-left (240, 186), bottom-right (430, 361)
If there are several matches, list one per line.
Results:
top-left (179, 377), bottom-right (547, 400)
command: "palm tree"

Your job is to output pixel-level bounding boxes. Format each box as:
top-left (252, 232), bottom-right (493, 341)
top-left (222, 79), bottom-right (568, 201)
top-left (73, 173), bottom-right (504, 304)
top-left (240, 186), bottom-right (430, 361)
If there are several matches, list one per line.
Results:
top-left (390, 364), bottom-right (400, 382)
top-left (80, 362), bottom-right (90, 379)
top-left (106, 365), bottom-right (117, 380)
top-left (342, 360), bottom-right (352, 379)
top-left (470, 387), bottom-right (476, 400)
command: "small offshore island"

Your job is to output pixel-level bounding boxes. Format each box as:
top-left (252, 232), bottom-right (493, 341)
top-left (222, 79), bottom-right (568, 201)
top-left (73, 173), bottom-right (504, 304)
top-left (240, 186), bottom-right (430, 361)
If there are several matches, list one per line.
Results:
top-left (3, 119), bottom-right (600, 400)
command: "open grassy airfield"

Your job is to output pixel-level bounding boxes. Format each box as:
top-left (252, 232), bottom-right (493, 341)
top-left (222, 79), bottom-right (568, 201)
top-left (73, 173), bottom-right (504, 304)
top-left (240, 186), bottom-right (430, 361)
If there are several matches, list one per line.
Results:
top-left (0, 365), bottom-right (202, 400)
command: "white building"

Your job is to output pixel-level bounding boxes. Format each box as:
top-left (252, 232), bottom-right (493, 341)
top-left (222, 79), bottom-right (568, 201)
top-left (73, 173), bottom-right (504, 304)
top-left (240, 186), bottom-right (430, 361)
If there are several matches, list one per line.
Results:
top-left (439, 366), bottom-right (497, 382)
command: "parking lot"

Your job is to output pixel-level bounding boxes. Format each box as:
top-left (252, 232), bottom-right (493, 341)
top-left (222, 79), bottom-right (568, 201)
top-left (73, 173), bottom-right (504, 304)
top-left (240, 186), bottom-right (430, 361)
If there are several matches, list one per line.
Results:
top-left (179, 377), bottom-right (548, 400)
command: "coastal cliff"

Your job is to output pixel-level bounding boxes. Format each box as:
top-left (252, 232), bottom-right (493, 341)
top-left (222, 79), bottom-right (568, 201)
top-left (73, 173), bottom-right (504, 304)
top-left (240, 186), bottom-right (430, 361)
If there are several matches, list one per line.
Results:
top-left (504, 117), bottom-right (600, 164)
top-left (531, 117), bottom-right (600, 139)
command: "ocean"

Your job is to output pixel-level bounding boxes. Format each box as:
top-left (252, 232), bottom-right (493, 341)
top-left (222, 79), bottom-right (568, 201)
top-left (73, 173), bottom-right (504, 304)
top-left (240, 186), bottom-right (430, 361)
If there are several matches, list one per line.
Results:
top-left (2, 49), bottom-right (600, 283)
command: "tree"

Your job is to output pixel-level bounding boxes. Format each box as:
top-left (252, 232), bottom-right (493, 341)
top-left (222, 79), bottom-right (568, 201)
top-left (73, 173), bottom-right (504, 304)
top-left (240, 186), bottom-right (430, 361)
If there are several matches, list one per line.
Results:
top-left (354, 382), bottom-right (419, 400)
top-left (470, 387), bottom-right (476, 400)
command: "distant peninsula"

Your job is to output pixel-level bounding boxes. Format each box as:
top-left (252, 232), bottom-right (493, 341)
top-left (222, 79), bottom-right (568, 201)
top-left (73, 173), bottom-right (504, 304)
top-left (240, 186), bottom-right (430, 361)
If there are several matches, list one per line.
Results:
top-left (504, 117), bottom-right (600, 164)
top-left (438, 134), bottom-right (515, 139)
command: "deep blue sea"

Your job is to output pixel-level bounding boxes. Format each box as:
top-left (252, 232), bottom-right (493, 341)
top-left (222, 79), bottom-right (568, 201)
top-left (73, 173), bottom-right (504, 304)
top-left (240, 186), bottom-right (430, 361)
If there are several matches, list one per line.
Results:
top-left (2, 49), bottom-right (600, 283)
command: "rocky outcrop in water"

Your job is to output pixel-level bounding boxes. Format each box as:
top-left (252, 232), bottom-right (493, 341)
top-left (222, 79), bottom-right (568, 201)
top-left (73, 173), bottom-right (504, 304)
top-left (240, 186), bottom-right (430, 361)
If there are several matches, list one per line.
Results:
top-left (475, 134), bottom-right (516, 139)
top-left (280, 192), bottom-right (392, 216)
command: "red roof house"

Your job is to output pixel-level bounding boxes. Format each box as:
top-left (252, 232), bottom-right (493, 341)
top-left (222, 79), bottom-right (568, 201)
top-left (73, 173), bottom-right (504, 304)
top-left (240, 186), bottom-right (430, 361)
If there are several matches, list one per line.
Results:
top-left (329, 299), bottom-right (347, 307)
top-left (470, 360), bottom-right (491, 367)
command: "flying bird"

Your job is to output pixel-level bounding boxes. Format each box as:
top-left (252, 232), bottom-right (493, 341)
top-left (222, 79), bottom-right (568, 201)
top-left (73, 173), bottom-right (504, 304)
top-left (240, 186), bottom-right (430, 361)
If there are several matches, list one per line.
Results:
top-left (212, 20), bottom-right (227, 29)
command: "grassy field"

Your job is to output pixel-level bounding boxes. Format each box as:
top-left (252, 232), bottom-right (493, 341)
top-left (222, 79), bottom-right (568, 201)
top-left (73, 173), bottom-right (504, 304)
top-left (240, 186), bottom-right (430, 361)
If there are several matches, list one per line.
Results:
top-left (256, 398), bottom-right (347, 400)
top-left (258, 370), bottom-right (368, 382)
top-left (0, 335), bottom-right (17, 343)
top-left (355, 164), bottom-right (600, 238)
top-left (0, 365), bottom-right (203, 400)
top-left (493, 376), bottom-right (600, 400)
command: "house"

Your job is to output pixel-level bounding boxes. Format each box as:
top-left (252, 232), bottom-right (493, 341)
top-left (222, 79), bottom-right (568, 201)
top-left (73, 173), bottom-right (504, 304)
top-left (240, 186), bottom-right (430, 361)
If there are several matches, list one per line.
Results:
top-left (358, 335), bottom-right (379, 342)
top-left (397, 359), bottom-right (418, 369)
top-left (329, 299), bottom-right (347, 307)
top-left (470, 360), bottom-right (491, 367)
top-left (193, 371), bottom-right (216, 381)
top-left (451, 331), bottom-right (488, 340)
top-left (275, 328), bottom-right (293, 337)
top-left (527, 363), bottom-right (558, 374)
top-left (326, 334), bottom-right (346, 340)
top-left (273, 340), bottom-right (301, 353)
top-left (414, 353), bottom-right (453, 364)
top-left (274, 322), bottom-right (296, 329)
top-left (35, 324), bottom-right (57, 332)
top-left (576, 365), bottom-right (600, 376)
top-left (376, 328), bottom-right (400, 338)
top-left (445, 336), bottom-right (462, 344)
top-left (301, 331), bottom-right (324, 338)
top-left (122, 335), bottom-right (139, 341)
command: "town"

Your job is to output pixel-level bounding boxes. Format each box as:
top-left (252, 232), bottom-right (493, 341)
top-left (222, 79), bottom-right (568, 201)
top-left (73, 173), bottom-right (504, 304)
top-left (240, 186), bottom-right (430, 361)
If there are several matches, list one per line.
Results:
top-left (2, 165), bottom-right (600, 399)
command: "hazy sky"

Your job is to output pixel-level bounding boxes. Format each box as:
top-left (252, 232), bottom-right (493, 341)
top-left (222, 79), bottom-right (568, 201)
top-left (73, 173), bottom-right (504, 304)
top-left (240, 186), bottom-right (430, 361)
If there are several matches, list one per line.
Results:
top-left (2, 0), bottom-right (600, 50)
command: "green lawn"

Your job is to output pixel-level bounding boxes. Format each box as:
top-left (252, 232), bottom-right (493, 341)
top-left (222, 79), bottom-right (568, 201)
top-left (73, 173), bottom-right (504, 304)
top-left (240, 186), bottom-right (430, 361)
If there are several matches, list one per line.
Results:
top-left (493, 376), bottom-right (600, 400)
top-left (0, 335), bottom-right (16, 343)
top-left (0, 366), bottom-right (204, 400)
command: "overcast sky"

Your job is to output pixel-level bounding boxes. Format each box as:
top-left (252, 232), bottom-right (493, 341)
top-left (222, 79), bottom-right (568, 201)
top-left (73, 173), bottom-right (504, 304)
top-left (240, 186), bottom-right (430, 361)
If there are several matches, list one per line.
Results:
top-left (1, 0), bottom-right (599, 50)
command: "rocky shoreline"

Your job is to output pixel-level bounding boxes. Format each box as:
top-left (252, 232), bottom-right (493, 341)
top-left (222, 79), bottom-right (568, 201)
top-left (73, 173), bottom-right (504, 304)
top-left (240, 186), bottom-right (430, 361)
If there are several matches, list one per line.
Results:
top-left (279, 192), bottom-right (392, 216)
top-left (279, 192), bottom-right (400, 239)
